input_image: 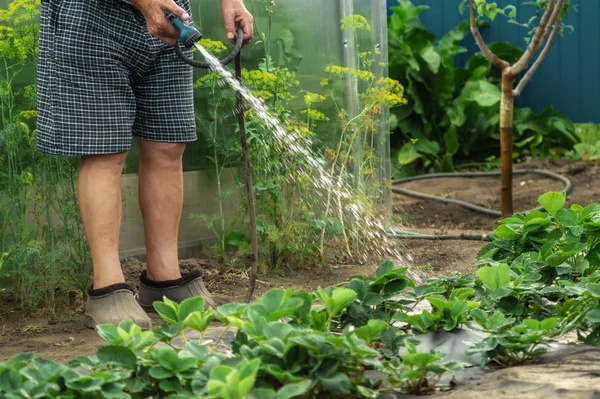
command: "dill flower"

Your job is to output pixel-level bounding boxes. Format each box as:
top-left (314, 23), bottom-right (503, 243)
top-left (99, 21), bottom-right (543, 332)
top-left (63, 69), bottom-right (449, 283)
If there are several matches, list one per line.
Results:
top-left (19, 110), bottom-right (37, 119)
top-left (325, 65), bottom-right (350, 78)
top-left (304, 92), bottom-right (326, 107)
top-left (195, 72), bottom-right (222, 88)
top-left (340, 14), bottom-right (371, 32)
top-left (325, 65), bottom-right (375, 81)
top-left (302, 109), bottom-right (330, 121)
top-left (242, 68), bottom-right (299, 102)
top-left (362, 78), bottom-right (408, 108)
top-left (198, 38), bottom-right (228, 55)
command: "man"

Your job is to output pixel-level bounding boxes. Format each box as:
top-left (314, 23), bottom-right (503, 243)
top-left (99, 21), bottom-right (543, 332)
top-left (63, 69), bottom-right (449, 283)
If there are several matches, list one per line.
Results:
top-left (36, 0), bottom-right (253, 329)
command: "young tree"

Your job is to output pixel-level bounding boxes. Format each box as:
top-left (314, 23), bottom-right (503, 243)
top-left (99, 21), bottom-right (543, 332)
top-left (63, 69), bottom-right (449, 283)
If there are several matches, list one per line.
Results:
top-left (461, 0), bottom-right (573, 217)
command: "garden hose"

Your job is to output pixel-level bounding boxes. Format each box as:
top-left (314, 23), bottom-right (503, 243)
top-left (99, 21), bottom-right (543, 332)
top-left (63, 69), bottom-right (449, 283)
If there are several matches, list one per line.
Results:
top-left (388, 169), bottom-right (573, 241)
top-left (167, 14), bottom-right (244, 68)
top-left (169, 17), bottom-right (259, 301)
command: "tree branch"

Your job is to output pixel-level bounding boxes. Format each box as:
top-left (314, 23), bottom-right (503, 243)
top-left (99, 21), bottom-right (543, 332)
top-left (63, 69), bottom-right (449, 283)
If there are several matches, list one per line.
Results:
top-left (533, 0), bottom-right (564, 54)
top-left (510, 0), bottom-right (559, 75)
top-left (469, 0), bottom-right (509, 71)
top-left (513, 11), bottom-right (561, 97)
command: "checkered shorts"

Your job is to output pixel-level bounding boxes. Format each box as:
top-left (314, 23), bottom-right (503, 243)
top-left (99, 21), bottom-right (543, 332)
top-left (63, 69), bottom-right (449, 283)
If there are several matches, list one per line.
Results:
top-left (37, 0), bottom-right (197, 156)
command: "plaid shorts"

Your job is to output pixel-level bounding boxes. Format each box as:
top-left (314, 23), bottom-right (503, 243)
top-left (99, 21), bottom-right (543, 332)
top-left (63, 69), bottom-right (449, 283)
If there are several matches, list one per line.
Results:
top-left (37, 0), bottom-right (197, 156)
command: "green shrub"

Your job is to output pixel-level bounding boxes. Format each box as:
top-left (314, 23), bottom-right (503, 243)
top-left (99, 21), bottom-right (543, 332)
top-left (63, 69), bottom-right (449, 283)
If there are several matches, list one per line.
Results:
top-left (388, 0), bottom-right (578, 176)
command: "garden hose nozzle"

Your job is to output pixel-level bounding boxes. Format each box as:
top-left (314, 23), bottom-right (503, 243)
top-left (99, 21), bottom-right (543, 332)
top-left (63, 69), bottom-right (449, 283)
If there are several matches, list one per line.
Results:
top-left (168, 14), bottom-right (202, 48)
top-left (168, 13), bottom-right (244, 69)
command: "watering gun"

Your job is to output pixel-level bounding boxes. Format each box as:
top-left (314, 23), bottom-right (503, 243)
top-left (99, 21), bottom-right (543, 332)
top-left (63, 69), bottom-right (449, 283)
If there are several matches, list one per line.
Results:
top-left (167, 14), bottom-right (244, 68)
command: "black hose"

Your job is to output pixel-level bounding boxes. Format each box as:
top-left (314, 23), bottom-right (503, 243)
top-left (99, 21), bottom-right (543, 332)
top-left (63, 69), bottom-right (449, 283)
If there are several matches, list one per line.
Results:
top-left (391, 169), bottom-right (572, 217)
top-left (388, 169), bottom-right (573, 241)
top-left (174, 27), bottom-right (244, 68)
top-left (388, 232), bottom-right (491, 241)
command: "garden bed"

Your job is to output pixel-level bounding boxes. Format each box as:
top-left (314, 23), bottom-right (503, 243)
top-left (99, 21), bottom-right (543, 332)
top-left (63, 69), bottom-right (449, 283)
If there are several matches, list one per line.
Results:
top-left (2, 158), bottom-right (600, 398)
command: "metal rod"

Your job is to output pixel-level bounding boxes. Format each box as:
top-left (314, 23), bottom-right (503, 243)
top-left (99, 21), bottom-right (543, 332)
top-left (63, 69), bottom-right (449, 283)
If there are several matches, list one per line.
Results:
top-left (235, 53), bottom-right (259, 302)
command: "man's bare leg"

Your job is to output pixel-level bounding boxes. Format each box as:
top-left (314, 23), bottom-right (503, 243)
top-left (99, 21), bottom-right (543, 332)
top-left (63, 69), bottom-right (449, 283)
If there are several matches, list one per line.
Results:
top-left (79, 153), bottom-right (128, 289)
top-left (136, 139), bottom-right (185, 281)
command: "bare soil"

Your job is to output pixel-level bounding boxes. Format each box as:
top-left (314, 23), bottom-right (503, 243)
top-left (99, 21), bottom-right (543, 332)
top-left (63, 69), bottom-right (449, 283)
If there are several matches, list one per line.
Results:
top-left (2, 158), bottom-right (600, 398)
top-left (0, 261), bottom-right (379, 362)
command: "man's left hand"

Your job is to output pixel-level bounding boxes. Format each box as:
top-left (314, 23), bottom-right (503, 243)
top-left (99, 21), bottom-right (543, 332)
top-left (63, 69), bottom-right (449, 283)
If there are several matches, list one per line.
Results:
top-left (221, 0), bottom-right (254, 47)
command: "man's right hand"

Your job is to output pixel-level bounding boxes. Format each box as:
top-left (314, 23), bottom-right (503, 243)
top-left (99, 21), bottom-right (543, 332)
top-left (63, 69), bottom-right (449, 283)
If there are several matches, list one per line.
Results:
top-left (131, 0), bottom-right (190, 46)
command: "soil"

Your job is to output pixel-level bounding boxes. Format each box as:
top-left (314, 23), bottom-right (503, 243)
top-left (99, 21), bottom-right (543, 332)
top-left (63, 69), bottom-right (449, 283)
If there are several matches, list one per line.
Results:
top-left (2, 158), bottom-right (600, 398)
top-left (0, 261), bottom-right (379, 363)
top-left (394, 158), bottom-right (599, 232)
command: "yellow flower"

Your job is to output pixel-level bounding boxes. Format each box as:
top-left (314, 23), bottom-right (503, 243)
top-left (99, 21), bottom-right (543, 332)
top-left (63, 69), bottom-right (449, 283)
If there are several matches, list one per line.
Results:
top-left (19, 110), bottom-right (37, 120)
top-left (325, 65), bottom-right (374, 81)
top-left (362, 78), bottom-right (408, 108)
top-left (287, 124), bottom-right (314, 138)
top-left (195, 72), bottom-right (222, 88)
top-left (198, 38), bottom-right (228, 55)
top-left (351, 69), bottom-right (375, 81)
top-left (304, 92), bottom-right (326, 107)
top-left (242, 68), bottom-right (299, 102)
top-left (325, 65), bottom-right (350, 77)
top-left (359, 52), bottom-right (376, 68)
top-left (320, 79), bottom-right (329, 88)
top-left (302, 109), bottom-right (330, 121)
top-left (340, 14), bottom-right (371, 32)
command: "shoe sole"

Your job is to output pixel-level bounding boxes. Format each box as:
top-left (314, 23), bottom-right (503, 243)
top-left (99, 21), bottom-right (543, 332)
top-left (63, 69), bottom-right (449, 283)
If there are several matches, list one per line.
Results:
top-left (84, 315), bottom-right (96, 330)
top-left (141, 303), bottom-right (156, 313)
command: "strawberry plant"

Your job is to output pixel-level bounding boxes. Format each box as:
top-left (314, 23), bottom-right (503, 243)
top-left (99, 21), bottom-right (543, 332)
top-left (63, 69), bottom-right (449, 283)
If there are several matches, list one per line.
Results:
top-left (386, 341), bottom-right (466, 395)
top-left (466, 311), bottom-right (560, 367)
top-left (0, 262), bottom-right (466, 398)
top-left (477, 191), bottom-right (600, 282)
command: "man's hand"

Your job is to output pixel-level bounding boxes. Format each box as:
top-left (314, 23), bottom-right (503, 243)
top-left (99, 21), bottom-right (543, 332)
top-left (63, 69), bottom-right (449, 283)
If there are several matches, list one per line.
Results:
top-left (221, 0), bottom-right (254, 47)
top-left (132, 0), bottom-right (190, 46)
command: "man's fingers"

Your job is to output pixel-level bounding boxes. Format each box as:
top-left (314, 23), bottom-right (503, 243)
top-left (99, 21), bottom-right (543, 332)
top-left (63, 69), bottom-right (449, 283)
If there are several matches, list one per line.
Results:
top-left (241, 19), bottom-right (253, 46)
top-left (163, 0), bottom-right (190, 23)
top-left (223, 12), bottom-right (237, 44)
top-left (156, 0), bottom-right (187, 46)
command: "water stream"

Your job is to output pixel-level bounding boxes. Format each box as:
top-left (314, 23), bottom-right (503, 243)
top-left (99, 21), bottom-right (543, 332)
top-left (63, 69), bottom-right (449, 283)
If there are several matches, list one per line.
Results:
top-left (194, 43), bottom-right (414, 277)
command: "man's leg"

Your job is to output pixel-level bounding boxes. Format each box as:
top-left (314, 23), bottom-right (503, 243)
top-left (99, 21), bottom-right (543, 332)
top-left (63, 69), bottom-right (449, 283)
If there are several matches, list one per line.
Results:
top-left (78, 152), bottom-right (152, 329)
top-left (78, 153), bottom-right (128, 289)
top-left (137, 140), bottom-right (185, 281)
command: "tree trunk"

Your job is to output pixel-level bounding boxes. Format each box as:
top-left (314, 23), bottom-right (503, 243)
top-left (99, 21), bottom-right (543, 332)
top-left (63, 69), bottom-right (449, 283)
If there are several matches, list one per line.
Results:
top-left (500, 72), bottom-right (515, 218)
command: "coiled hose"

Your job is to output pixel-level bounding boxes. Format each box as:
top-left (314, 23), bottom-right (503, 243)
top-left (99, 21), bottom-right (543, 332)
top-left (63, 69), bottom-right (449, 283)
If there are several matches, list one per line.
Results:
top-left (389, 169), bottom-right (573, 241)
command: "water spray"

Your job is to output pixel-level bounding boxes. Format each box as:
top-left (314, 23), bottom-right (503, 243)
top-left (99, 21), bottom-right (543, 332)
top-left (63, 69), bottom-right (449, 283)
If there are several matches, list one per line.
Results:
top-left (169, 15), bottom-right (259, 302)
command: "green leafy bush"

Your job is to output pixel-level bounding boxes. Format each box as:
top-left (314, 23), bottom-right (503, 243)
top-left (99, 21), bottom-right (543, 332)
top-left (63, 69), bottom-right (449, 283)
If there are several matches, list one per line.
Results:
top-left (388, 0), bottom-right (578, 175)
top-left (567, 124), bottom-right (600, 161)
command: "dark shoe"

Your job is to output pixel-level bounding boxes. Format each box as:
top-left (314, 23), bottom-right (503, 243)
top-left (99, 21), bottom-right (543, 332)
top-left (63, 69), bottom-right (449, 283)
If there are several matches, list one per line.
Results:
top-left (138, 270), bottom-right (229, 311)
top-left (84, 283), bottom-right (152, 330)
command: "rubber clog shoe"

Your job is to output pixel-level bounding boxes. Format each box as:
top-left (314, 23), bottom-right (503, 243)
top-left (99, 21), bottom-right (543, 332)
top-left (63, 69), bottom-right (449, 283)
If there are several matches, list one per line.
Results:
top-left (84, 283), bottom-right (152, 330)
top-left (138, 270), bottom-right (229, 311)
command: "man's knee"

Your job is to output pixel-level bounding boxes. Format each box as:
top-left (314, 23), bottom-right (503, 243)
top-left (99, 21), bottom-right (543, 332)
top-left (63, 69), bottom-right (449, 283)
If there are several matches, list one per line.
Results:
top-left (138, 141), bottom-right (186, 166)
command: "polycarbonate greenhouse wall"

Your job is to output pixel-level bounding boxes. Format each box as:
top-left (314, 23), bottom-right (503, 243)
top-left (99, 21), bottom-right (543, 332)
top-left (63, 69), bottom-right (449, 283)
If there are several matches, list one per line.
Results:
top-left (0, 0), bottom-right (392, 258)
top-left (124, 0), bottom-right (393, 254)
top-left (386, 0), bottom-right (600, 123)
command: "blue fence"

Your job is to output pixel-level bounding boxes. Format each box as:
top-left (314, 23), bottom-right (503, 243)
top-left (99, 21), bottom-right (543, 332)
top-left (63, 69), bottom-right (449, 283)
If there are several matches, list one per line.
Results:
top-left (387, 0), bottom-right (600, 123)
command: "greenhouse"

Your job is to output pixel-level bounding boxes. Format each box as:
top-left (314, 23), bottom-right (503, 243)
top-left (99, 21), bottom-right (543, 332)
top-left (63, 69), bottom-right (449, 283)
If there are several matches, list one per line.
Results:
top-left (2, 0), bottom-right (600, 397)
